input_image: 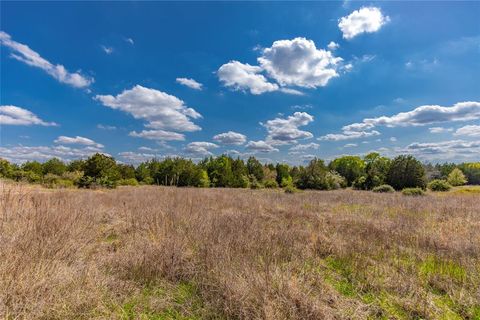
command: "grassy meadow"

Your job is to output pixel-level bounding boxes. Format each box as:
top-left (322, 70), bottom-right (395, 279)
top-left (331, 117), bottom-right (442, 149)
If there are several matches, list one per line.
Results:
top-left (1, 182), bottom-right (479, 319)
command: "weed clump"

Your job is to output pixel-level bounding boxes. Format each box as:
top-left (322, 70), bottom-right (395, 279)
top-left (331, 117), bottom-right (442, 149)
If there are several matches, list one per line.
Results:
top-left (372, 184), bottom-right (395, 193)
top-left (428, 179), bottom-right (451, 192)
top-left (402, 187), bottom-right (425, 196)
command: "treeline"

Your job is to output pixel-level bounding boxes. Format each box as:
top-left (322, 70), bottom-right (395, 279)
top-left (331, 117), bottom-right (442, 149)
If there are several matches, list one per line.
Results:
top-left (1, 153), bottom-right (479, 191)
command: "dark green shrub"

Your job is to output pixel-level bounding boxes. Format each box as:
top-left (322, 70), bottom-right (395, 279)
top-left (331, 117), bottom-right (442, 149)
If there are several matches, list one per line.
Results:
top-left (387, 155), bottom-right (426, 190)
top-left (402, 187), bottom-right (425, 196)
top-left (372, 184), bottom-right (395, 193)
top-left (428, 179), bottom-right (451, 192)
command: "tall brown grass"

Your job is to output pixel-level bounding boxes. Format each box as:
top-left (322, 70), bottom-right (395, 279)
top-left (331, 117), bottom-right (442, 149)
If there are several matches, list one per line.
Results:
top-left (1, 182), bottom-right (479, 319)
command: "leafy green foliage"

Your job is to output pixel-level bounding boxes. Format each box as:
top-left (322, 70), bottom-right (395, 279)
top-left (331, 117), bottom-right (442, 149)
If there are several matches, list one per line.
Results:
top-left (428, 179), bottom-right (451, 192)
top-left (387, 155), bottom-right (426, 190)
top-left (329, 156), bottom-right (365, 186)
top-left (447, 168), bottom-right (467, 186)
top-left (42, 158), bottom-right (67, 176)
top-left (372, 184), bottom-right (395, 193)
top-left (402, 187), bottom-right (425, 196)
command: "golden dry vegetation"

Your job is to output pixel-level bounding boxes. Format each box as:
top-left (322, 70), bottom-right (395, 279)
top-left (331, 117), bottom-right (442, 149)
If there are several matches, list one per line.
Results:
top-left (1, 182), bottom-right (479, 319)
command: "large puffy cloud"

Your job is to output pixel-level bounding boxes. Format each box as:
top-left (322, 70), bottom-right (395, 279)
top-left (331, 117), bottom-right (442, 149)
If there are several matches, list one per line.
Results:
top-left (213, 131), bottom-right (247, 145)
top-left (0, 105), bottom-right (57, 126)
top-left (54, 136), bottom-right (104, 148)
top-left (258, 37), bottom-right (343, 88)
top-left (245, 140), bottom-right (279, 153)
top-left (338, 7), bottom-right (389, 40)
top-left (262, 112), bottom-right (314, 144)
top-left (0, 145), bottom-right (105, 163)
top-left (0, 31), bottom-right (93, 88)
top-left (454, 125), bottom-right (480, 137)
top-left (184, 142), bottom-right (218, 156)
top-left (217, 61), bottom-right (279, 95)
top-left (95, 85), bottom-right (202, 141)
top-left (176, 77), bottom-right (203, 90)
top-left (129, 130), bottom-right (185, 141)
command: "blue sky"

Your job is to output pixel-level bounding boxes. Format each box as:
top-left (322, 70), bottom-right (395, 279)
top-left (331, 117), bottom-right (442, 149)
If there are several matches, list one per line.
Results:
top-left (1, 2), bottom-right (479, 164)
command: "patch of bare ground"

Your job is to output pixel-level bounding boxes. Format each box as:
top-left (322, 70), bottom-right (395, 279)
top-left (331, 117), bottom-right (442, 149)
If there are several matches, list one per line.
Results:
top-left (1, 183), bottom-right (479, 319)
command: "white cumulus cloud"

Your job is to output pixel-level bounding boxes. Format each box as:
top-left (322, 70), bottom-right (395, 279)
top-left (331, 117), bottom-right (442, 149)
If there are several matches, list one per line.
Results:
top-left (0, 105), bottom-right (57, 126)
top-left (245, 140), bottom-right (279, 153)
top-left (258, 37), bottom-right (343, 88)
top-left (129, 130), bottom-right (185, 141)
top-left (213, 131), bottom-right (247, 145)
top-left (176, 77), bottom-right (203, 90)
top-left (95, 85), bottom-right (202, 140)
top-left (338, 7), bottom-right (390, 40)
top-left (263, 112), bottom-right (314, 145)
top-left (54, 136), bottom-right (104, 148)
top-left (0, 31), bottom-right (93, 88)
top-left (217, 60), bottom-right (279, 95)
top-left (184, 142), bottom-right (218, 156)
top-left (454, 124), bottom-right (480, 137)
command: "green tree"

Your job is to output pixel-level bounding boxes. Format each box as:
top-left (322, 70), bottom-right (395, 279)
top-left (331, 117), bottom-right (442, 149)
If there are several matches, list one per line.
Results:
top-left (457, 163), bottom-right (480, 185)
top-left (231, 158), bottom-right (249, 188)
top-left (297, 158), bottom-right (329, 190)
top-left (0, 158), bottom-right (14, 178)
top-left (329, 156), bottom-right (365, 186)
top-left (83, 153), bottom-right (120, 182)
top-left (21, 161), bottom-right (43, 175)
top-left (117, 164), bottom-right (136, 179)
top-left (42, 158), bottom-right (67, 176)
top-left (447, 168), bottom-right (467, 186)
top-left (275, 163), bottom-right (290, 186)
top-left (135, 162), bottom-right (152, 184)
top-left (67, 159), bottom-right (86, 172)
top-left (363, 152), bottom-right (391, 189)
top-left (246, 157), bottom-right (264, 182)
top-left (387, 155), bottom-right (426, 190)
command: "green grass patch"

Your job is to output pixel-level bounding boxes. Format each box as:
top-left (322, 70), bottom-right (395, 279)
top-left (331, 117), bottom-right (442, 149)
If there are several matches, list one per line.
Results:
top-left (419, 255), bottom-right (466, 283)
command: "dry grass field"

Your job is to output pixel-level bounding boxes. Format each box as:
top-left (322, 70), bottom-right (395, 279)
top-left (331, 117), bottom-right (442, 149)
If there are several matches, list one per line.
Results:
top-left (1, 182), bottom-right (479, 319)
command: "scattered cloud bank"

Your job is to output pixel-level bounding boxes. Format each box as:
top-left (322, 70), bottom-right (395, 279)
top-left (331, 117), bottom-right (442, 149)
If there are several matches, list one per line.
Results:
top-left (338, 7), bottom-right (389, 40)
top-left (129, 129), bottom-right (185, 141)
top-left (0, 105), bottom-right (57, 126)
top-left (54, 135), bottom-right (104, 148)
top-left (213, 131), bottom-right (247, 145)
top-left (184, 142), bottom-right (218, 156)
top-left (454, 124), bottom-right (480, 137)
top-left (218, 37), bottom-right (344, 95)
top-left (97, 124), bottom-right (117, 130)
top-left (401, 140), bottom-right (480, 160)
top-left (95, 85), bottom-right (202, 141)
top-left (321, 101), bottom-right (480, 141)
top-left (289, 142), bottom-right (319, 151)
top-left (262, 112), bottom-right (314, 145)
top-left (0, 31), bottom-right (93, 88)
top-left (344, 143), bottom-right (358, 148)
top-left (176, 77), bottom-right (203, 90)
top-left (429, 127), bottom-right (453, 133)
top-left (0, 145), bottom-right (105, 163)
top-left (245, 140), bottom-right (279, 153)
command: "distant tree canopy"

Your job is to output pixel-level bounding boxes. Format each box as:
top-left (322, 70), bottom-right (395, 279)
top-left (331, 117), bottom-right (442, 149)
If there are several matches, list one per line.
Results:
top-left (1, 153), bottom-right (478, 190)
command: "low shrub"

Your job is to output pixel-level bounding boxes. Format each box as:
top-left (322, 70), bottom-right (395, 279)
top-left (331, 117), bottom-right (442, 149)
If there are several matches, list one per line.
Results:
top-left (428, 179), bottom-right (451, 192)
top-left (402, 187), bottom-right (425, 196)
top-left (284, 185), bottom-right (297, 194)
top-left (352, 176), bottom-right (367, 190)
top-left (118, 178), bottom-right (139, 186)
top-left (372, 184), bottom-right (395, 193)
top-left (263, 179), bottom-right (278, 189)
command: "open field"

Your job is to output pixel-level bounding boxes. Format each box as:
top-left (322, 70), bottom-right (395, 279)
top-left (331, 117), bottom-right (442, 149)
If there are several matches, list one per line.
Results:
top-left (1, 183), bottom-right (479, 319)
